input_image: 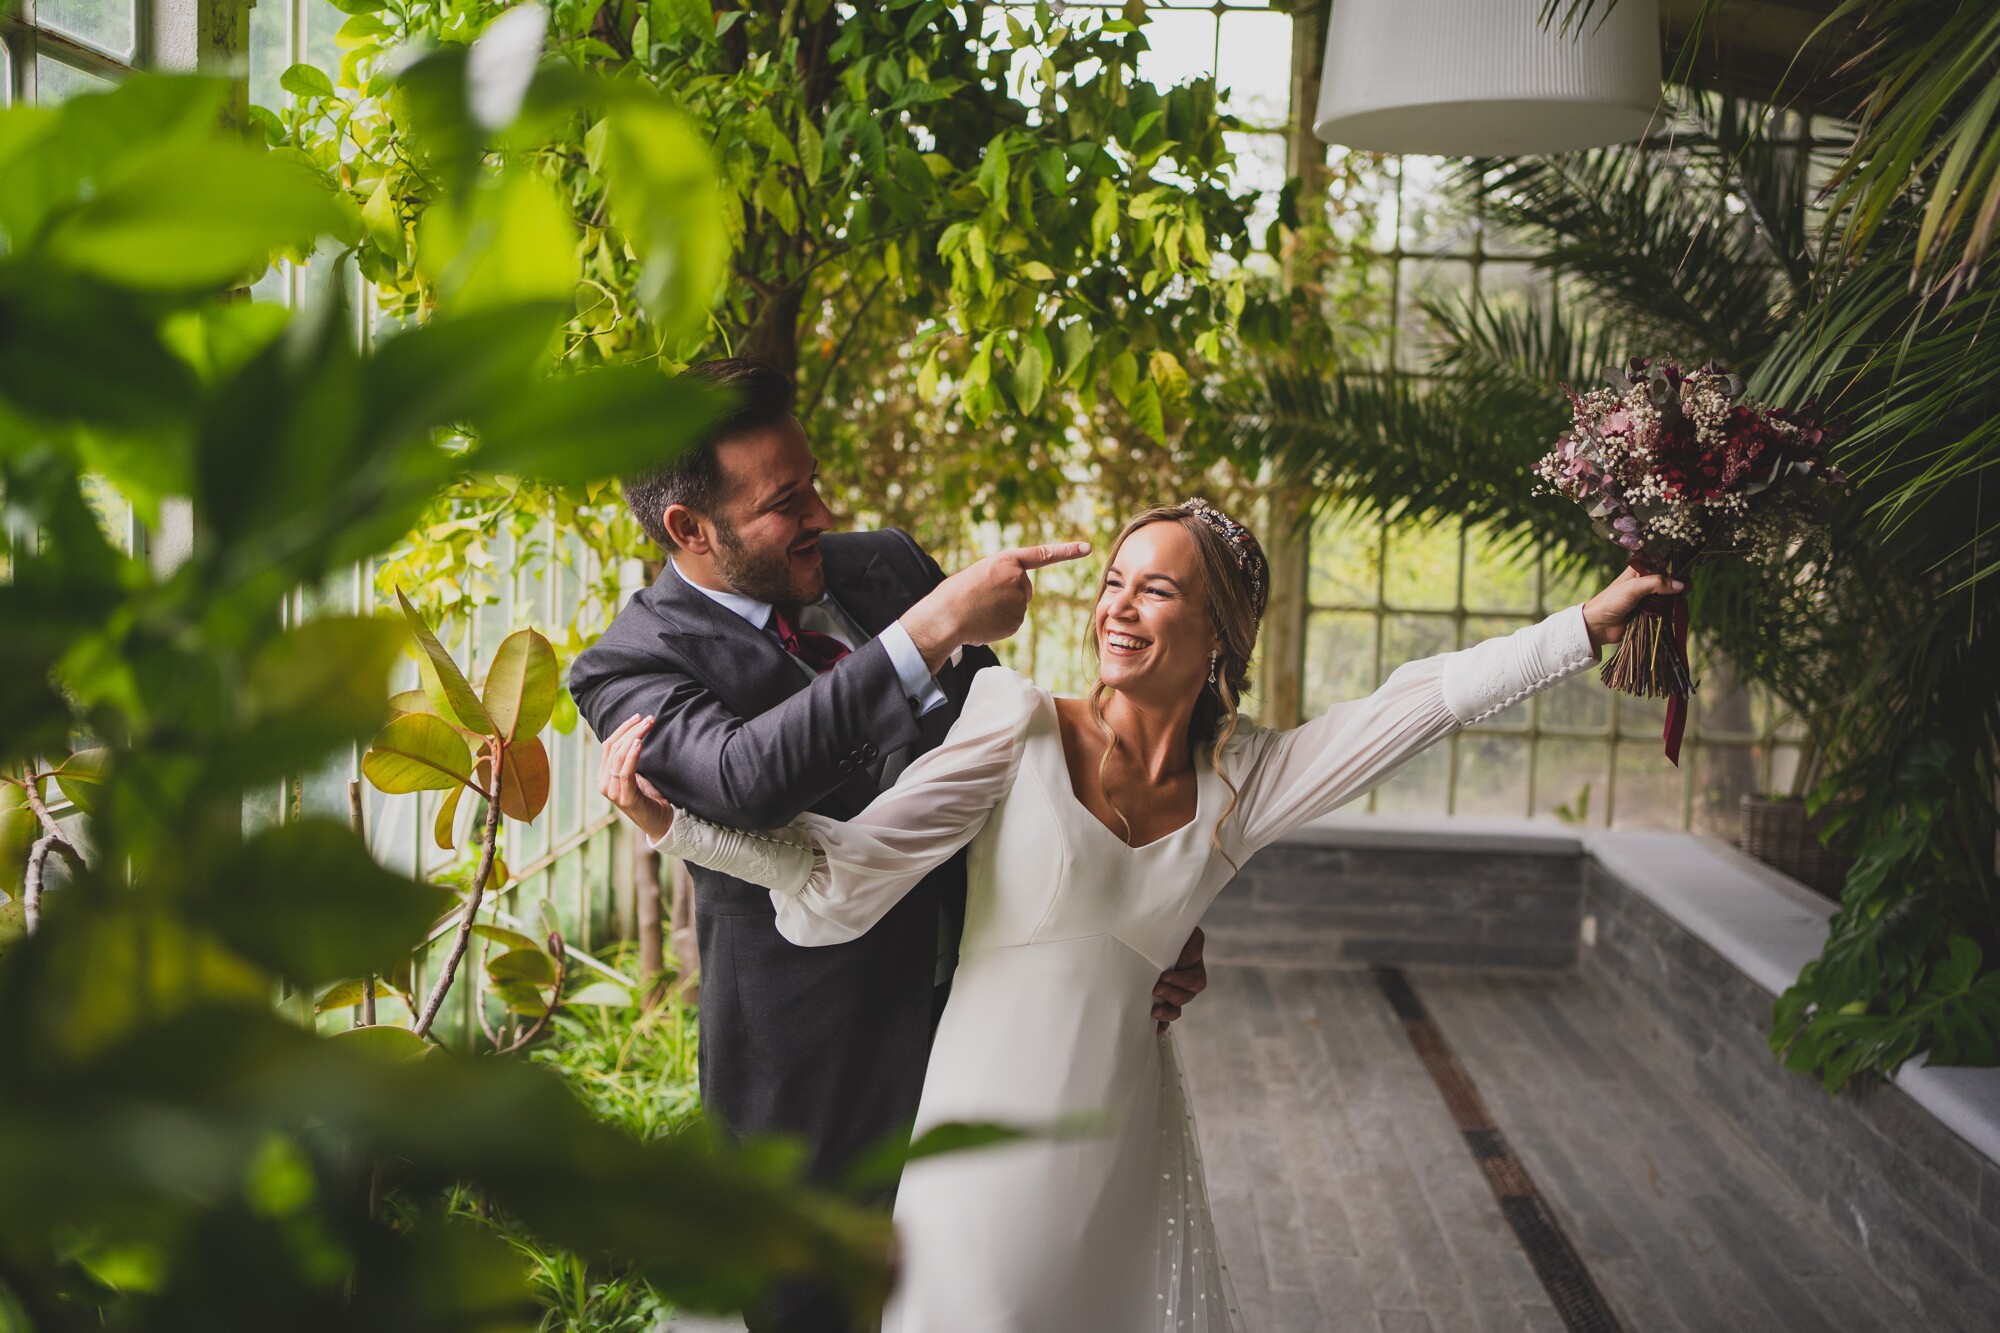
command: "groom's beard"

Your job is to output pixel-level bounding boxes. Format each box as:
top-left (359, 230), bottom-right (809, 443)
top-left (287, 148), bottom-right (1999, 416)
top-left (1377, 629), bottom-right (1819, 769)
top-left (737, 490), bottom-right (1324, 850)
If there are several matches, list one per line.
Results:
top-left (712, 518), bottom-right (826, 607)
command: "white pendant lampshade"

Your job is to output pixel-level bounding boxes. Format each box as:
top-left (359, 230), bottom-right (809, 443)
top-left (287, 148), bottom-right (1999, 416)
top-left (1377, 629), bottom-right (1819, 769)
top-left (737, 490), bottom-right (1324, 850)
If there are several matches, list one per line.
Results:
top-left (1314, 0), bottom-right (1662, 156)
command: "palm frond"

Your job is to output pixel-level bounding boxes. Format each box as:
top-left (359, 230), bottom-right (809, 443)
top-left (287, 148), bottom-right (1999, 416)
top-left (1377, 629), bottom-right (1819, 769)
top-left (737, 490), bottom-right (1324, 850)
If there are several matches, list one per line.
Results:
top-left (1819, 0), bottom-right (2000, 294)
top-left (1470, 95), bottom-right (1806, 366)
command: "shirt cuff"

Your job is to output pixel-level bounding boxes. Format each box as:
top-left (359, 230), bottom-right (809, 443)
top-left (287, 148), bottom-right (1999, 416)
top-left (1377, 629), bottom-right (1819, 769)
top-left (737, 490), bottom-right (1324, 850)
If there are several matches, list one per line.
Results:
top-left (879, 621), bottom-right (950, 717)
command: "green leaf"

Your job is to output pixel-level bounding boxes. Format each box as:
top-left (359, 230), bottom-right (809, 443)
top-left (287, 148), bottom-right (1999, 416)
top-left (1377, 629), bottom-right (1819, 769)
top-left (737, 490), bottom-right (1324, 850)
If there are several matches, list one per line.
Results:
top-left (1011, 342), bottom-right (1046, 413)
top-left (1018, 260), bottom-right (1056, 282)
top-left (798, 118), bottom-right (824, 186)
top-left (44, 141), bottom-right (353, 292)
top-left (315, 978), bottom-right (369, 1012)
top-left (976, 135), bottom-right (1011, 205)
top-left (491, 979), bottom-right (553, 1015)
top-left (52, 748), bottom-right (110, 814)
top-left (598, 99), bottom-right (727, 340)
top-left (1107, 349), bottom-right (1138, 406)
top-left (279, 64), bottom-right (336, 100)
top-left (487, 947), bottom-right (556, 986)
top-left (482, 629), bottom-right (558, 742)
top-left (362, 174), bottom-right (406, 264)
top-left (206, 820), bottom-right (454, 988)
top-left (332, 1022), bottom-right (433, 1061)
top-left (1091, 177), bottom-right (1119, 255)
top-left (433, 781), bottom-right (465, 850)
top-left (651, 0), bottom-right (713, 39)
top-left (1128, 379), bottom-right (1165, 441)
top-left (415, 167), bottom-right (578, 315)
top-left (471, 923), bottom-right (541, 953)
top-left (564, 980), bottom-right (636, 1007)
top-left (397, 589), bottom-right (495, 734)
top-left (473, 368), bottom-right (723, 488)
top-left (363, 713), bottom-right (474, 794)
top-left (236, 616), bottom-right (404, 785)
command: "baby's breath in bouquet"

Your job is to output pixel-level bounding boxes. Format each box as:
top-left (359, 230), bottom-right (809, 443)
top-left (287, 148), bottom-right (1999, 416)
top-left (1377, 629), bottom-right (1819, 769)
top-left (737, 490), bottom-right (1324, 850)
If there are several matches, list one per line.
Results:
top-left (1535, 358), bottom-right (1844, 764)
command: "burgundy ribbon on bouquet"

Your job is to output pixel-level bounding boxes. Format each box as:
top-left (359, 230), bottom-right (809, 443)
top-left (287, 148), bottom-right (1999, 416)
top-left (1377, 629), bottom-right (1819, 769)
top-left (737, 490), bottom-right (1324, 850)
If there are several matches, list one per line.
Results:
top-left (1630, 560), bottom-right (1692, 767)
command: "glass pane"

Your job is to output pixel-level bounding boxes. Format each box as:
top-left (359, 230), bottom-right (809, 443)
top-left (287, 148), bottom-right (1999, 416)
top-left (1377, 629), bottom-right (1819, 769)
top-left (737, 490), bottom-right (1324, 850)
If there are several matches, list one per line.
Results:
top-left (1616, 691), bottom-right (1669, 740)
top-left (1309, 505), bottom-right (1382, 607)
top-left (1382, 517), bottom-right (1460, 610)
top-left (1224, 130), bottom-right (1288, 241)
top-left (1398, 155), bottom-right (1474, 255)
top-left (1533, 739), bottom-right (1608, 827)
top-left (1454, 733), bottom-right (1530, 817)
top-left (303, 0), bottom-right (345, 86)
top-left (1, 41), bottom-right (11, 107)
top-left (1692, 743), bottom-right (1758, 841)
top-left (1540, 554), bottom-right (1601, 612)
top-left (1395, 255), bottom-right (1472, 374)
top-left (554, 725), bottom-right (582, 839)
top-left (1461, 523), bottom-right (1538, 613)
top-left (1610, 742), bottom-right (1686, 830)
top-left (1537, 669), bottom-right (1611, 733)
top-left (35, 57), bottom-right (115, 104)
top-left (250, 0), bottom-right (292, 113)
top-left (1478, 261), bottom-right (1551, 320)
top-left (1136, 9), bottom-right (1216, 90)
top-left (1216, 10), bottom-right (1290, 128)
top-left (36, 0), bottom-right (136, 61)
top-left (1382, 612), bottom-right (1454, 676)
top-left (1374, 743), bottom-right (1450, 817)
top-left (1303, 611), bottom-right (1379, 712)
top-left (1695, 653), bottom-right (1757, 740)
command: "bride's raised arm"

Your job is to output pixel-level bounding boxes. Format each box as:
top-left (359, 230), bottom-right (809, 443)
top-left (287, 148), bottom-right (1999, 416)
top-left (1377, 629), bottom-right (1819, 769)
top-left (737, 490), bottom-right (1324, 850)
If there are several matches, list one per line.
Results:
top-left (600, 666), bottom-right (1041, 946)
top-left (1226, 604), bottom-right (1603, 856)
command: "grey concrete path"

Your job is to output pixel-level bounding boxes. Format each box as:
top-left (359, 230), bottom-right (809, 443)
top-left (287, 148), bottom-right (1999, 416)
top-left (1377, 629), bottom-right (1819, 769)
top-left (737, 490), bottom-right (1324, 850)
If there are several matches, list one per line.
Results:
top-left (1176, 965), bottom-right (1917, 1333)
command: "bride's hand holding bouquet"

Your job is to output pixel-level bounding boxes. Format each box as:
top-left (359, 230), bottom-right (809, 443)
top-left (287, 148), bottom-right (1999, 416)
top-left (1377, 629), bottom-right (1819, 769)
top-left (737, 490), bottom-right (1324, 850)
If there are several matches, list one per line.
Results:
top-left (1536, 358), bottom-right (1845, 764)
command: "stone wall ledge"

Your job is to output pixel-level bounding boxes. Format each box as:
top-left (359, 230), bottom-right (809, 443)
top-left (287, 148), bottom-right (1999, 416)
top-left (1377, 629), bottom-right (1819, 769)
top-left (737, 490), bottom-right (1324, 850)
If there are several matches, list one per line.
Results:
top-left (1585, 828), bottom-right (2000, 1170)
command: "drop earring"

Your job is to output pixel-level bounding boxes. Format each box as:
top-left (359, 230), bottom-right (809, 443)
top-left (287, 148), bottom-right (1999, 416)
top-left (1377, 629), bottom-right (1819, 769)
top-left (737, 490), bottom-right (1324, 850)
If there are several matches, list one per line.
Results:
top-left (1207, 650), bottom-right (1219, 685)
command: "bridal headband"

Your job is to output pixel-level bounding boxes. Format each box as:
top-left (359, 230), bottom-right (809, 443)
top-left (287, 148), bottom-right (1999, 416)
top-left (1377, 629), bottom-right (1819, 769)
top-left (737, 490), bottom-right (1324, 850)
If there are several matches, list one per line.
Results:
top-left (1177, 497), bottom-right (1269, 621)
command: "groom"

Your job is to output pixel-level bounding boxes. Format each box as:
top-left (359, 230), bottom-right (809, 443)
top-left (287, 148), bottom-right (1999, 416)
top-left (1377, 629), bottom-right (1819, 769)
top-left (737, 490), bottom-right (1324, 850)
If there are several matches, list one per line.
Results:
top-left (570, 359), bottom-right (1208, 1333)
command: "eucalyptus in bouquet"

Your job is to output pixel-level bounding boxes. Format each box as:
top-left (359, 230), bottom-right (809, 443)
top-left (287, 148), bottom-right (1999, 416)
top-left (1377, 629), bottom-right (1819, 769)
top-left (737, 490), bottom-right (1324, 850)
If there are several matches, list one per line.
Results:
top-left (1534, 358), bottom-right (1844, 764)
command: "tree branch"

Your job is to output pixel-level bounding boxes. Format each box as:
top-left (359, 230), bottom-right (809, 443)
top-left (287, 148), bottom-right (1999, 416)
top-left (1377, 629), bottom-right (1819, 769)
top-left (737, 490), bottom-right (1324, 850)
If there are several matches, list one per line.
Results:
top-left (800, 272), bottom-right (892, 425)
top-left (413, 752), bottom-right (505, 1041)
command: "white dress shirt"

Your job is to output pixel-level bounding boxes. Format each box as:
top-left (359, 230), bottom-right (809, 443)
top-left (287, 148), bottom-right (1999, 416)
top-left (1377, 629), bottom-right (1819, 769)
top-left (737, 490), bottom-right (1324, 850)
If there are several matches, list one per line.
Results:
top-left (669, 557), bottom-right (948, 716)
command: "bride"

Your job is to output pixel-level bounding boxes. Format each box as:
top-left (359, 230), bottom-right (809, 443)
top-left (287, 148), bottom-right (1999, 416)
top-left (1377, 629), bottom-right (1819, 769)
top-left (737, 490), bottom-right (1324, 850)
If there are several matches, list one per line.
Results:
top-left (596, 498), bottom-right (1679, 1333)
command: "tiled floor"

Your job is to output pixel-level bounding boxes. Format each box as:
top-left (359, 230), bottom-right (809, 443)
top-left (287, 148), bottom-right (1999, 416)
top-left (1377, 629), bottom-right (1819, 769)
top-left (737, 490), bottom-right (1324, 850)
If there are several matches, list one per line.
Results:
top-left (1176, 966), bottom-right (1918, 1333)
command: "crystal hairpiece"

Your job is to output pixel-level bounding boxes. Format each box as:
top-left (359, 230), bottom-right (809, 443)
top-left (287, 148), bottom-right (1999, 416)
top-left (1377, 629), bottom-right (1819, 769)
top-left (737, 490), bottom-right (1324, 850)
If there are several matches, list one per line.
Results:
top-left (1177, 497), bottom-right (1269, 621)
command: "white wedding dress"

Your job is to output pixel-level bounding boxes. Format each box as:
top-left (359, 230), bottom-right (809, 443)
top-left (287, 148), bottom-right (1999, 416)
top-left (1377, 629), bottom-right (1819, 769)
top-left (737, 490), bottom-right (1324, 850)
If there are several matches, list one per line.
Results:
top-left (662, 607), bottom-right (1599, 1333)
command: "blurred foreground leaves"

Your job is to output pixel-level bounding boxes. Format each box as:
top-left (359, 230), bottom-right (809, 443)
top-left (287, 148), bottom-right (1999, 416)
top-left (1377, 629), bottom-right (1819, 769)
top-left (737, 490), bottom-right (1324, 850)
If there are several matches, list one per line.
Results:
top-left (0, 62), bottom-right (891, 1330)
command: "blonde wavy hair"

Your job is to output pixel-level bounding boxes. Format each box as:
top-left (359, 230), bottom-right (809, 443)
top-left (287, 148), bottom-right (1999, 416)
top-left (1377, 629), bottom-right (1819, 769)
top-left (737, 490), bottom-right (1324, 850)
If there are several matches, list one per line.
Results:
top-left (1084, 504), bottom-right (1266, 862)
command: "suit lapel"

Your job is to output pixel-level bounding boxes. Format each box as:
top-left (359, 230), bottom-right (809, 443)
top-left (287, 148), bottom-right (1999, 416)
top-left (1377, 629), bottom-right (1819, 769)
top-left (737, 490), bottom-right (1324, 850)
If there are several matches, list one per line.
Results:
top-left (821, 534), bottom-right (916, 640)
top-left (642, 563), bottom-right (807, 709)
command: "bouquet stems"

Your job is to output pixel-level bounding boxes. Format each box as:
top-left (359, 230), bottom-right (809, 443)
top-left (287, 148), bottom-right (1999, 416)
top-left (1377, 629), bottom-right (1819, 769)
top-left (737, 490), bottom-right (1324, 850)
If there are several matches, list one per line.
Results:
top-left (1599, 559), bottom-right (1697, 764)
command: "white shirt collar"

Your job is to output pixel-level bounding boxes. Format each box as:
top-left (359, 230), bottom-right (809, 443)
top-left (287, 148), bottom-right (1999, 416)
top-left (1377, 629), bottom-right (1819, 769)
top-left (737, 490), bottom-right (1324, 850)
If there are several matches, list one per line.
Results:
top-left (668, 555), bottom-right (775, 631)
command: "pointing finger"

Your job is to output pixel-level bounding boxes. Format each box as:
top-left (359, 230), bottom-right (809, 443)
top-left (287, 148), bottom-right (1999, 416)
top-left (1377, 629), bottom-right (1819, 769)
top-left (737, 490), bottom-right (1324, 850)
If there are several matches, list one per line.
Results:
top-left (1005, 541), bottom-right (1092, 570)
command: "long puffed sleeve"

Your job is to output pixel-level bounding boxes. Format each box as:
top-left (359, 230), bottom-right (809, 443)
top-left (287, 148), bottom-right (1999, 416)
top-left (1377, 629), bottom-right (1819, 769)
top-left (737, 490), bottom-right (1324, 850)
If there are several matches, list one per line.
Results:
top-left (655, 666), bottom-right (1042, 946)
top-left (1226, 605), bottom-right (1596, 854)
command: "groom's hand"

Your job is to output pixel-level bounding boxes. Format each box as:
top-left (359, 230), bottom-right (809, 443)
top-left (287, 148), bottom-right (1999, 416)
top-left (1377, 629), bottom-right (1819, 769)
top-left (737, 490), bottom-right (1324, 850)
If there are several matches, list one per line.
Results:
top-left (1153, 927), bottom-right (1208, 1034)
top-left (900, 541), bottom-right (1092, 671)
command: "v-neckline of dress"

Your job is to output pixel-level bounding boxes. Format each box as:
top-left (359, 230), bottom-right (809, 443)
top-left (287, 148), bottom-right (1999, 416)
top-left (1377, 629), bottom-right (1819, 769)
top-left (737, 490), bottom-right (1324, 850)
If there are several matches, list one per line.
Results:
top-left (1046, 696), bottom-right (1207, 852)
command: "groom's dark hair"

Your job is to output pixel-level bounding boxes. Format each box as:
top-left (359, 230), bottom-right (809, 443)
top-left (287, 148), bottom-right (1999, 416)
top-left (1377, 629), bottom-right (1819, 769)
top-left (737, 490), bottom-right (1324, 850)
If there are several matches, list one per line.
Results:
top-left (623, 358), bottom-right (796, 550)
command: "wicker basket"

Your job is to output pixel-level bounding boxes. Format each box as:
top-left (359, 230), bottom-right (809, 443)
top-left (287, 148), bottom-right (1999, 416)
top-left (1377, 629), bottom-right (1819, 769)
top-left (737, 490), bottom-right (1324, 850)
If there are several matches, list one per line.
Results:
top-left (1740, 795), bottom-right (1851, 899)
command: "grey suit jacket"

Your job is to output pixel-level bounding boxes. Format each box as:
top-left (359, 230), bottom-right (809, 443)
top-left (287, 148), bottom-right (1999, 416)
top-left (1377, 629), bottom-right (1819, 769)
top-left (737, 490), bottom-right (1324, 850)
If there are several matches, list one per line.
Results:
top-left (568, 529), bottom-right (996, 1199)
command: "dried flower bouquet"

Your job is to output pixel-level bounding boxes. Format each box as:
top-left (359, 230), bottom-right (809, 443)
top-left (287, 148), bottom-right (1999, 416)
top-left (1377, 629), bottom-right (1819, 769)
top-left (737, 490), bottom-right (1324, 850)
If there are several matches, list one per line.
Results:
top-left (1535, 358), bottom-right (1844, 764)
